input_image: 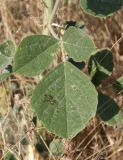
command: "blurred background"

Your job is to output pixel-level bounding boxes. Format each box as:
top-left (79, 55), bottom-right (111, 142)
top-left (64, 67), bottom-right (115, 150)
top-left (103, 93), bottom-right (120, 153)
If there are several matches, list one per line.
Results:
top-left (0, 0), bottom-right (123, 160)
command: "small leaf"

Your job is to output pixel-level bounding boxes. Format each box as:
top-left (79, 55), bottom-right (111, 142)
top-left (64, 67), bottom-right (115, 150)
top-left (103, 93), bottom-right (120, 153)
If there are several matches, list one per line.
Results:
top-left (21, 138), bottom-right (29, 145)
top-left (5, 152), bottom-right (16, 160)
top-left (0, 40), bottom-right (15, 69)
top-left (88, 49), bottom-right (114, 86)
top-left (13, 35), bottom-right (58, 76)
top-left (0, 65), bottom-right (12, 82)
top-left (31, 62), bottom-right (98, 138)
top-left (0, 69), bottom-right (10, 82)
top-left (49, 139), bottom-right (63, 157)
top-left (97, 92), bottom-right (122, 126)
top-left (62, 27), bottom-right (96, 62)
top-left (80, 0), bottom-right (123, 18)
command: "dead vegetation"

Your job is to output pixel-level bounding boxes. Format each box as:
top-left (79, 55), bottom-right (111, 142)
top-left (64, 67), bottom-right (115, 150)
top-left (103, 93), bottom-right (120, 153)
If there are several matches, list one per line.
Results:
top-left (0, 0), bottom-right (123, 160)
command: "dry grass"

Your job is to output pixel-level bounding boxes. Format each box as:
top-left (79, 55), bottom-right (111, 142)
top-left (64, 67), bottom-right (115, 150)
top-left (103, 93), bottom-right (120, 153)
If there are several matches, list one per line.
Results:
top-left (0, 0), bottom-right (123, 160)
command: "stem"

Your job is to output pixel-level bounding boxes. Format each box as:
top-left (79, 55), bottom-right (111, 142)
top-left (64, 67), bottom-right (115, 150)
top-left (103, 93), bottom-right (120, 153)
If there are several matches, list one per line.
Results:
top-left (42, 0), bottom-right (54, 35)
top-left (48, 0), bottom-right (61, 40)
top-left (48, 0), bottom-right (60, 24)
top-left (51, 23), bottom-right (65, 29)
top-left (39, 134), bottom-right (56, 160)
top-left (43, 0), bottom-right (61, 39)
top-left (48, 25), bottom-right (59, 40)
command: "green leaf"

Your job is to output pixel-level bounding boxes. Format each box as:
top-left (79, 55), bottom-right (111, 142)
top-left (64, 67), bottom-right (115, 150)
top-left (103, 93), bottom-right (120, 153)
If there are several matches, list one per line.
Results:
top-left (5, 152), bottom-right (16, 160)
top-left (80, 0), bottom-right (123, 18)
top-left (0, 40), bottom-right (15, 69)
top-left (13, 35), bottom-right (58, 77)
top-left (116, 76), bottom-right (123, 86)
top-left (49, 139), bottom-right (63, 157)
top-left (31, 62), bottom-right (98, 138)
top-left (68, 58), bottom-right (85, 70)
top-left (113, 76), bottom-right (123, 92)
top-left (97, 92), bottom-right (122, 126)
top-left (62, 27), bottom-right (96, 62)
top-left (0, 65), bottom-right (12, 83)
top-left (21, 137), bottom-right (29, 145)
top-left (88, 49), bottom-right (114, 86)
top-left (0, 69), bottom-right (10, 82)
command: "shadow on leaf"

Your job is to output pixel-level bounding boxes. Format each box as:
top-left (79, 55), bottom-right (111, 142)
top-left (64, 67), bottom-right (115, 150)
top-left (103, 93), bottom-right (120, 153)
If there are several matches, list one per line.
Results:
top-left (97, 92), bottom-right (122, 126)
top-left (88, 49), bottom-right (114, 86)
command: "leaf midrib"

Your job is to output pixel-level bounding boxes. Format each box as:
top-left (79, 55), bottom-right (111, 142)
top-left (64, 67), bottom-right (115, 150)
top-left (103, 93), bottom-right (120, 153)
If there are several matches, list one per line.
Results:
top-left (14, 42), bottom-right (58, 72)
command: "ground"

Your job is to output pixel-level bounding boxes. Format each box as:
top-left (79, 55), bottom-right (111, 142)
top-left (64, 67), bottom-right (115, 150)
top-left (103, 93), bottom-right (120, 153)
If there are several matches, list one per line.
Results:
top-left (0, 0), bottom-right (123, 160)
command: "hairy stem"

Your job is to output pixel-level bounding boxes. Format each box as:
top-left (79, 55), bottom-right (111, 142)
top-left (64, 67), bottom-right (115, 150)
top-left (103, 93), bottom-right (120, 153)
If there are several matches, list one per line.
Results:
top-left (42, 0), bottom-right (54, 35)
top-left (43, 0), bottom-right (61, 39)
top-left (48, 0), bottom-right (61, 40)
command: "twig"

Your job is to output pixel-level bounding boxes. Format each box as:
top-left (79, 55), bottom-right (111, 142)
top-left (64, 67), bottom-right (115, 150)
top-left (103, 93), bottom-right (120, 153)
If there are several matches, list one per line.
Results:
top-left (52, 23), bottom-right (65, 29)
top-left (39, 134), bottom-right (56, 160)
top-left (48, 0), bottom-right (61, 40)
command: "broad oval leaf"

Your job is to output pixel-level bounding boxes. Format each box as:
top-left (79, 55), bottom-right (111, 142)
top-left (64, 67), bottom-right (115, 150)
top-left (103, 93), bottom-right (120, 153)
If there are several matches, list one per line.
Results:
top-left (97, 92), bottom-right (122, 126)
top-left (31, 62), bottom-right (98, 138)
top-left (13, 35), bottom-right (58, 77)
top-left (62, 27), bottom-right (96, 62)
top-left (80, 0), bottom-right (123, 18)
top-left (0, 40), bottom-right (15, 69)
